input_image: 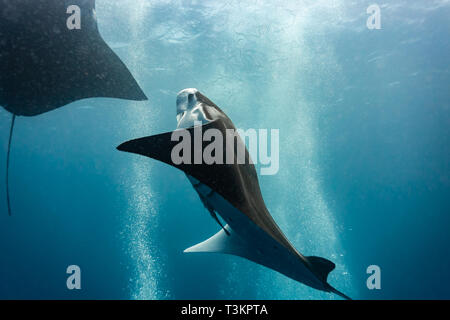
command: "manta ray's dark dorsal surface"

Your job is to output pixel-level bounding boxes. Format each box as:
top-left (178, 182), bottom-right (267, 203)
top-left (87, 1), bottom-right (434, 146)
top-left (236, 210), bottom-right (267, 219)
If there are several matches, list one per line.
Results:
top-left (0, 0), bottom-right (147, 116)
top-left (0, 0), bottom-right (147, 215)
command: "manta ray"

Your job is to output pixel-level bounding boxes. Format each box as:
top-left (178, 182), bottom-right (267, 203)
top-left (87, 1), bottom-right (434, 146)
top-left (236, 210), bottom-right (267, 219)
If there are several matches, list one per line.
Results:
top-left (117, 88), bottom-right (351, 299)
top-left (0, 0), bottom-right (147, 215)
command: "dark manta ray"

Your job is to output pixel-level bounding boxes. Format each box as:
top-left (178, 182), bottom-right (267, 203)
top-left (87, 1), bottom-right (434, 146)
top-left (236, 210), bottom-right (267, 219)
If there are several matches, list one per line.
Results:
top-left (0, 0), bottom-right (147, 215)
top-left (117, 88), bottom-right (351, 299)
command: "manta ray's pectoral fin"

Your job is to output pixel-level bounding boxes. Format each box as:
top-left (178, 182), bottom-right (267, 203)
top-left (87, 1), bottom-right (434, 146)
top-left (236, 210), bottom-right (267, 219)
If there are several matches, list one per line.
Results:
top-left (1, 0), bottom-right (147, 116)
top-left (184, 226), bottom-right (244, 255)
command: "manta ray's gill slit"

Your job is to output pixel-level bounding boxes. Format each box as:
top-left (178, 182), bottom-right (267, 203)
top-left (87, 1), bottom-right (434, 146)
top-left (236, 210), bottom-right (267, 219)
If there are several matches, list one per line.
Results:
top-left (97, 0), bottom-right (163, 300)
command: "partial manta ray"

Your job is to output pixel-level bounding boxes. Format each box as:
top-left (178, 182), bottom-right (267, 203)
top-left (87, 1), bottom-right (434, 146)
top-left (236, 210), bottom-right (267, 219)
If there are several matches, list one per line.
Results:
top-left (117, 88), bottom-right (351, 299)
top-left (0, 0), bottom-right (147, 215)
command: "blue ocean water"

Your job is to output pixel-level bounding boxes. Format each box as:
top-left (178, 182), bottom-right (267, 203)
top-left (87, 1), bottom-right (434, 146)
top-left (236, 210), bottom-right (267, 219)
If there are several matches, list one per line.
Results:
top-left (0, 0), bottom-right (449, 299)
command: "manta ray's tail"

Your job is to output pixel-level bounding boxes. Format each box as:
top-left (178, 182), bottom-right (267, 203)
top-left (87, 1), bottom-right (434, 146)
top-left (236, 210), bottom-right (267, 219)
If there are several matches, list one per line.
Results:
top-left (328, 286), bottom-right (352, 300)
top-left (5, 114), bottom-right (16, 216)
